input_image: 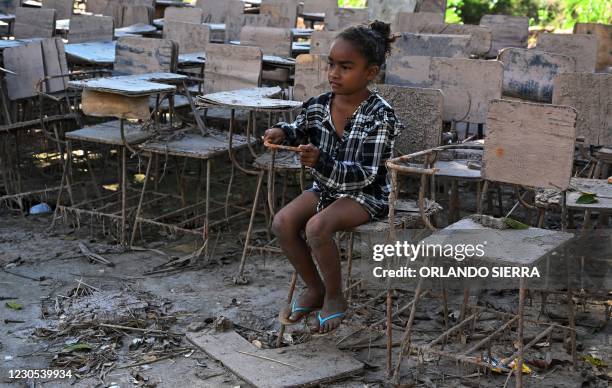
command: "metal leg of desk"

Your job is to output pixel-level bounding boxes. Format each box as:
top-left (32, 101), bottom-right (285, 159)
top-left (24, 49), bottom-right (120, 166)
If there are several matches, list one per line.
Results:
top-left (515, 276), bottom-right (526, 388)
top-left (130, 154), bottom-right (153, 247)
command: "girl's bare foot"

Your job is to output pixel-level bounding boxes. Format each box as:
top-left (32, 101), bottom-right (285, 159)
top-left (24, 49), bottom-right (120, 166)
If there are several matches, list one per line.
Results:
top-left (279, 287), bottom-right (325, 324)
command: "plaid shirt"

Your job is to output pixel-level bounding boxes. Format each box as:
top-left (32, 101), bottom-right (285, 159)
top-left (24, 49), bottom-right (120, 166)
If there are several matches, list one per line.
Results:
top-left (275, 91), bottom-right (403, 219)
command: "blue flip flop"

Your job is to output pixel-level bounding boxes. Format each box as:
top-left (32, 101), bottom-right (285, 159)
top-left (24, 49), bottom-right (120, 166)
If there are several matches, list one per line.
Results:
top-left (312, 311), bottom-right (345, 336)
top-left (278, 300), bottom-right (320, 325)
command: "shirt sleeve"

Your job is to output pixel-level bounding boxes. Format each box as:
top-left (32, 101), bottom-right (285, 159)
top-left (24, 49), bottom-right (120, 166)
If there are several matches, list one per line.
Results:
top-left (272, 99), bottom-right (311, 146)
top-left (311, 110), bottom-right (400, 192)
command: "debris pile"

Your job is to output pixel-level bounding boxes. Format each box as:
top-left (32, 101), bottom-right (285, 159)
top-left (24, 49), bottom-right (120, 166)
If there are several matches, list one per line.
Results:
top-left (35, 281), bottom-right (184, 379)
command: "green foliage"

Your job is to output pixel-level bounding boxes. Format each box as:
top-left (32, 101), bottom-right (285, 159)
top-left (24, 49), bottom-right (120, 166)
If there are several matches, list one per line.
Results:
top-left (576, 192), bottom-right (598, 204)
top-left (339, 0), bottom-right (367, 7)
top-left (443, 0), bottom-right (610, 28)
top-left (334, 0), bottom-right (610, 28)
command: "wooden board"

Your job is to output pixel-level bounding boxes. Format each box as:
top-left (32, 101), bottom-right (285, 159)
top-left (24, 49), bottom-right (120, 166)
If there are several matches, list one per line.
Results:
top-left (118, 4), bottom-right (153, 27)
top-left (303, 0), bottom-right (336, 14)
top-left (392, 32), bottom-right (472, 58)
top-left (412, 23), bottom-right (492, 57)
top-left (114, 36), bottom-right (177, 74)
top-left (483, 99), bottom-right (576, 190)
top-left (85, 0), bottom-right (116, 16)
top-left (114, 22), bottom-right (157, 36)
top-left (65, 40), bottom-right (115, 64)
top-left (164, 6), bottom-right (202, 23)
top-left (187, 330), bottom-right (363, 388)
top-left (416, 0), bottom-right (446, 13)
top-left (65, 120), bottom-right (151, 145)
top-left (552, 73), bottom-right (612, 147)
top-left (262, 54), bottom-right (295, 67)
top-left (203, 43), bottom-right (261, 93)
top-left (367, 0), bottom-right (416, 23)
top-left (259, 0), bottom-right (299, 28)
top-left (310, 30), bottom-right (335, 55)
top-left (225, 0), bottom-right (244, 41)
top-left (41, 37), bottom-right (69, 93)
top-left (240, 25), bottom-right (291, 57)
top-left (142, 131), bottom-right (254, 159)
top-left (573, 23), bottom-right (612, 71)
top-left (392, 11), bottom-right (444, 33)
top-left (0, 0), bottom-right (19, 14)
top-left (566, 178), bottom-right (612, 210)
top-left (294, 54), bottom-right (328, 102)
top-left (4, 41), bottom-right (45, 100)
top-left (386, 57), bottom-right (503, 123)
top-left (14, 7), bottom-right (56, 39)
top-left (424, 218), bottom-right (574, 266)
top-left (69, 14), bottom-right (114, 43)
top-left (81, 89), bottom-right (151, 120)
top-left (479, 14), bottom-right (529, 58)
top-left (163, 21), bottom-right (210, 54)
top-left (72, 76), bottom-right (176, 95)
top-left (537, 33), bottom-right (598, 73)
top-left (200, 89), bottom-right (302, 109)
top-left (375, 84), bottom-right (443, 155)
top-left (42, 0), bottom-right (72, 20)
top-left (197, 0), bottom-right (231, 23)
top-left (498, 48), bottom-right (576, 103)
top-left (324, 6), bottom-right (367, 31)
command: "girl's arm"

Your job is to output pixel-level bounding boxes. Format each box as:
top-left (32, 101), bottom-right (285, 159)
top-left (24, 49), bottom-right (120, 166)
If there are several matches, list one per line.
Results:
top-left (273, 100), bottom-right (311, 146)
top-left (311, 112), bottom-right (400, 192)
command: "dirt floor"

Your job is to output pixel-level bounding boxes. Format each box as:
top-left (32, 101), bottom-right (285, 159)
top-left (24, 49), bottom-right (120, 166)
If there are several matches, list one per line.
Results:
top-left (0, 208), bottom-right (610, 387)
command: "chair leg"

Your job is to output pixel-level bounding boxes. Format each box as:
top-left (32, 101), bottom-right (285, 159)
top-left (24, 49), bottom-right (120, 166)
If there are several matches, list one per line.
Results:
top-left (386, 288), bottom-right (393, 378)
top-left (276, 271), bottom-right (298, 348)
top-left (344, 232), bottom-right (355, 301)
top-left (392, 279), bottom-right (424, 383)
top-left (515, 277), bottom-right (527, 388)
top-left (130, 155), bottom-right (153, 247)
top-left (50, 142), bottom-right (71, 230)
top-left (567, 287), bottom-right (577, 367)
top-left (234, 171), bottom-right (264, 285)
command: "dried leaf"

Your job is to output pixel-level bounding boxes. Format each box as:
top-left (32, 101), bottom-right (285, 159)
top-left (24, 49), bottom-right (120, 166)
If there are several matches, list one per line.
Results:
top-left (61, 343), bottom-right (93, 353)
top-left (582, 354), bottom-right (607, 368)
top-left (143, 354), bottom-right (157, 362)
top-left (5, 301), bottom-right (22, 310)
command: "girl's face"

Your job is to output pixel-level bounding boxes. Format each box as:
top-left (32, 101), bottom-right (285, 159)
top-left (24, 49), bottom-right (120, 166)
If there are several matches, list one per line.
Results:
top-left (327, 38), bottom-right (379, 96)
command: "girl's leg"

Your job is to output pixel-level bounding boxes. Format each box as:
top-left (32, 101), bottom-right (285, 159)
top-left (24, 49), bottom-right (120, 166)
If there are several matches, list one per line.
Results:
top-left (272, 191), bottom-right (325, 321)
top-left (305, 198), bottom-right (370, 333)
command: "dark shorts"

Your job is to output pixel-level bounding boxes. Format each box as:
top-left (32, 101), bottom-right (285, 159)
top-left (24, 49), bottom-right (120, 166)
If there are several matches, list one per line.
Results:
top-left (306, 186), bottom-right (388, 221)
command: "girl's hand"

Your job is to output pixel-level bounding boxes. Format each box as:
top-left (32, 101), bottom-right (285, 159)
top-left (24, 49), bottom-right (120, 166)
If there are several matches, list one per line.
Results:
top-left (298, 144), bottom-right (320, 168)
top-left (263, 128), bottom-right (285, 144)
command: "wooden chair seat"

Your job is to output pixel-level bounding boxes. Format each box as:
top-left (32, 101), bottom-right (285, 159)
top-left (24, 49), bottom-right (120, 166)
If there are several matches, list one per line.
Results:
top-left (350, 198), bottom-right (442, 233)
top-left (65, 120), bottom-right (151, 145)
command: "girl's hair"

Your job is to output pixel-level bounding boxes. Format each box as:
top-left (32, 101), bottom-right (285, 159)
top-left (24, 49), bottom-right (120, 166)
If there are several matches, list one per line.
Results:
top-left (335, 20), bottom-right (396, 67)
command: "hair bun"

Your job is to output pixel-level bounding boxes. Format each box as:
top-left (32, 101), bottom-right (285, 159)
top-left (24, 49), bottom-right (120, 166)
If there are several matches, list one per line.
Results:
top-left (369, 20), bottom-right (391, 40)
top-left (368, 20), bottom-right (395, 57)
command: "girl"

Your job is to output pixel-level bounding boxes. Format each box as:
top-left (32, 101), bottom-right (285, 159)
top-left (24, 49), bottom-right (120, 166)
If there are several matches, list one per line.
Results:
top-left (264, 21), bottom-right (403, 335)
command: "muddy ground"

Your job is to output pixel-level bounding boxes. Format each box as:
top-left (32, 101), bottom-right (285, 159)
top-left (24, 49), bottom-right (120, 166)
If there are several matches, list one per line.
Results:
top-left (0, 206), bottom-right (610, 387)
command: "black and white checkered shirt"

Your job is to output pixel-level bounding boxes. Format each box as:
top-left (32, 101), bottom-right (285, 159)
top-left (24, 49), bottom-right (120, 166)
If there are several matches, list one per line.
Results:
top-left (275, 91), bottom-right (403, 219)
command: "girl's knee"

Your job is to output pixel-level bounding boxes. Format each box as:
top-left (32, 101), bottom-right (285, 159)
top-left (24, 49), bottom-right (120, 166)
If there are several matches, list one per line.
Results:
top-left (272, 210), bottom-right (298, 238)
top-left (305, 216), bottom-right (331, 248)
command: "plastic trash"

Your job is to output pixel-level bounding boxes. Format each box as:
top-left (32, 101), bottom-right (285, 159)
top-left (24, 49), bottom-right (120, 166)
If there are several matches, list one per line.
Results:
top-left (29, 203), bottom-right (52, 215)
